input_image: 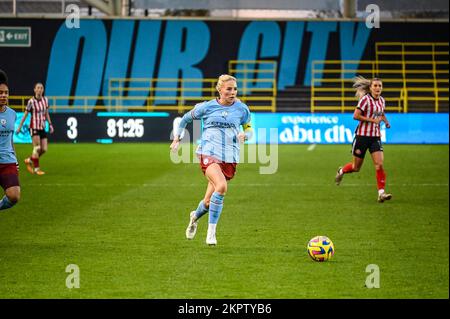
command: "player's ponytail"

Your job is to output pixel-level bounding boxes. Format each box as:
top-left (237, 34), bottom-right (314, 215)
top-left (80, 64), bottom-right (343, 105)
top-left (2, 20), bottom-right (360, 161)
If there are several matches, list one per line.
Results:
top-left (0, 69), bottom-right (8, 86)
top-left (353, 76), bottom-right (382, 99)
top-left (353, 76), bottom-right (371, 99)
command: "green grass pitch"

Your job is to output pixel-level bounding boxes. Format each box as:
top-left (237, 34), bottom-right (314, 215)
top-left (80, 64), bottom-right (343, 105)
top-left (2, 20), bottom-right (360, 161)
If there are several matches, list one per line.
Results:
top-left (0, 143), bottom-right (448, 298)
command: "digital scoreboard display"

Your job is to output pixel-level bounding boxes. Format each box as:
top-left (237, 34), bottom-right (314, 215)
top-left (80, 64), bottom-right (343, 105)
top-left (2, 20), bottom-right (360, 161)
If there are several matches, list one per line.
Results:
top-left (15, 112), bottom-right (177, 143)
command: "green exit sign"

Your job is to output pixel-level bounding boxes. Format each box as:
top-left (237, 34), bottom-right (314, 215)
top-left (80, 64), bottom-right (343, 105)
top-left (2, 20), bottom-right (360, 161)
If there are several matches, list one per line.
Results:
top-left (0, 27), bottom-right (31, 47)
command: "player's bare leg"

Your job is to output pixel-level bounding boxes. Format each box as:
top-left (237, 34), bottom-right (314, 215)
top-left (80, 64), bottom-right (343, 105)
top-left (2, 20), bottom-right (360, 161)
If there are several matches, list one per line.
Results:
top-left (203, 181), bottom-right (215, 208)
top-left (204, 164), bottom-right (227, 246)
top-left (336, 156), bottom-right (364, 185)
top-left (24, 135), bottom-right (39, 174)
top-left (371, 151), bottom-right (391, 202)
top-left (186, 182), bottom-right (214, 240)
top-left (0, 186), bottom-right (20, 210)
top-left (39, 138), bottom-right (48, 157)
top-left (30, 135), bottom-right (45, 175)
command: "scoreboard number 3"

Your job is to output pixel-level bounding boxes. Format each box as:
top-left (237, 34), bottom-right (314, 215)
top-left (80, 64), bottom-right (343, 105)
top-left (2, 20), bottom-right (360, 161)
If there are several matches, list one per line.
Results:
top-left (67, 117), bottom-right (78, 139)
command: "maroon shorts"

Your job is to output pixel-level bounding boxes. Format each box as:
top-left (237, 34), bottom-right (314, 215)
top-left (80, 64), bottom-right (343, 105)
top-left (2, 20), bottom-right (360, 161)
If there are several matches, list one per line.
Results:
top-left (0, 163), bottom-right (20, 190)
top-left (198, 155), bottom-right (237, 180)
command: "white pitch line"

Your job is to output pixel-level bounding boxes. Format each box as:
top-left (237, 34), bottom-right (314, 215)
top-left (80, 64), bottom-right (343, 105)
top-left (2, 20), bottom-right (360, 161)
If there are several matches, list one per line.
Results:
top-left (307, 144), bottom-right (317, 151)
top-left (27, 183), bottom-right (449, 187)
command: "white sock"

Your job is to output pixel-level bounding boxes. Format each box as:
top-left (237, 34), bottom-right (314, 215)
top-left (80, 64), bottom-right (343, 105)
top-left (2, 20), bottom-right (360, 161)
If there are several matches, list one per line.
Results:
top-left (378, 189), bottom-right (385, 195)
top-left (208, 223), bottom-right (217, 234)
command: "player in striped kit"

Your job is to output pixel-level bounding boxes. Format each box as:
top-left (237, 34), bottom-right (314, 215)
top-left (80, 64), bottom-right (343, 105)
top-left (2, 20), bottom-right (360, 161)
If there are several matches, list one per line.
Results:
top-left (16, 83), bottom-right (54, 175)
top-left (170, 75), bottom-right (253, 246)
top-left (0, 69), bottom-right (21, 211)
top-left (335, 76), bottom-right (392, 203)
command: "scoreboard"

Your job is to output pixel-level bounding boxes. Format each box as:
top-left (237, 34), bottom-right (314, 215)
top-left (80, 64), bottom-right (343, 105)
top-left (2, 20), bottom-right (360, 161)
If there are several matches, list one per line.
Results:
top-left (14, 112), bottom-right (179, 143)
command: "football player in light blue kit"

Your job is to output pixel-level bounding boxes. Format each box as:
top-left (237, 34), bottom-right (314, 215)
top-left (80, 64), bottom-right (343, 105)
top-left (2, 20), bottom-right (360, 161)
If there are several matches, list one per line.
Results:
top-left (170, 75), bottom-right (253, 245)
top-left (0, 69), bottom-right (21, 211)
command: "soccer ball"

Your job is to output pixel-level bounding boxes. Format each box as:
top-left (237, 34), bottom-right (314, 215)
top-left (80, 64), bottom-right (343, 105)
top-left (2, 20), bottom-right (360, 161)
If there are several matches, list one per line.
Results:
top-left (307, 236), bottom-right (335, 262)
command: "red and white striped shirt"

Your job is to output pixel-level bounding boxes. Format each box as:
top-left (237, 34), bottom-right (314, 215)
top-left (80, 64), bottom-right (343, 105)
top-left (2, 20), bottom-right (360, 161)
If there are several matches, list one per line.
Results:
top-left (26, 96), bottom-right (49, 130)
top-left (355, 94), bottom-right (385, 137)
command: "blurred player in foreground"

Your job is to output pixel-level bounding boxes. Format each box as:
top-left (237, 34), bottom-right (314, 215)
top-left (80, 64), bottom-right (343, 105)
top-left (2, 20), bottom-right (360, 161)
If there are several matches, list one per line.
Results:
top-left (0, 69), bottom-right (20, 211)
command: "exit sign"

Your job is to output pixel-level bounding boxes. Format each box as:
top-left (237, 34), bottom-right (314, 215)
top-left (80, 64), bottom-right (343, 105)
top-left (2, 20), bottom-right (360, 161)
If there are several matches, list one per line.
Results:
top-left (0, 27), bottom-right (31, 47)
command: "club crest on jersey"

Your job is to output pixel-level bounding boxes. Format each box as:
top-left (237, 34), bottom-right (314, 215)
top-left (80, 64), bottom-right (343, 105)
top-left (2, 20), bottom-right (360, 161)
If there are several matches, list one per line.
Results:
top-left (221, 111), bottom-right (228, 119)
top-left (0, 119), bottom-right (6, 127)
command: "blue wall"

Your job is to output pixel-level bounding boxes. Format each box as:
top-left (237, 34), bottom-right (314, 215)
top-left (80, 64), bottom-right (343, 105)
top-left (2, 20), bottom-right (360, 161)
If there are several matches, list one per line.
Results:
top-left (1, 19), bottom-right (447, 113)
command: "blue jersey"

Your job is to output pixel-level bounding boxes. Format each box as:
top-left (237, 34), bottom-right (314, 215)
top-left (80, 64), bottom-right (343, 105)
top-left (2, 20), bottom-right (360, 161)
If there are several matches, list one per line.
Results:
top-left (178, 98), bottom-right (251, 163)
top-left (0, 106), bottom-right (18, 164)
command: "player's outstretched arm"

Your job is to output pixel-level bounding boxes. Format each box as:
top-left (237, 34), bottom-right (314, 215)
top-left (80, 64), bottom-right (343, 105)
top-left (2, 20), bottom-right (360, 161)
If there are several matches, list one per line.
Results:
top-left (15, 110), bottom-right (29, 134)
top-left (170, 138), bottom-right (180, 152)
top-left (382, 113), bottom-right (391, 128)
top-left (46, 110), bottom-right (54, 133)
top-left (238, 122), bottom-right (253, 143)
top-left (170, 111), bottom-right (194, 152)
top-left (170, 102), bottom-right (206, 152)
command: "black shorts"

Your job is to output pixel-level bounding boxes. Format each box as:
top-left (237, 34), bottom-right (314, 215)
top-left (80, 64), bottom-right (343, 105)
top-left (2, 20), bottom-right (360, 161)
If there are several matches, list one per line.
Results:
top-left (31, 129), bottom-right (47, 139)
top-left (351, 135), bottom-right (383, 159)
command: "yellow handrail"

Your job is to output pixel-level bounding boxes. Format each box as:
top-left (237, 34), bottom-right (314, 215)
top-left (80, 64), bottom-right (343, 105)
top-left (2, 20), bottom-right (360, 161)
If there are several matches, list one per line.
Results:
top-left (9, 60), bottom-right (278, 113)
top-left (228, 60), bottom-right (277, 102)
top-left (311, 49), bottom-right (449, 113)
